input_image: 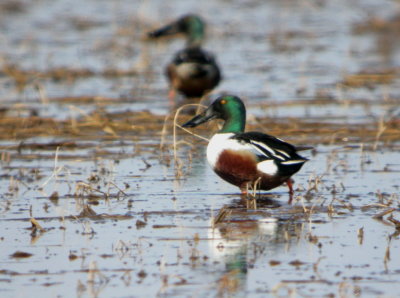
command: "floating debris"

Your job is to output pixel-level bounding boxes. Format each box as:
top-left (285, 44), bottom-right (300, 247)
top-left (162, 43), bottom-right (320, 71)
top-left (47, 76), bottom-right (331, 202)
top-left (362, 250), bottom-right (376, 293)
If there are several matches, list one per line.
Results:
top-left (10, 251), bottom-right (33, 259)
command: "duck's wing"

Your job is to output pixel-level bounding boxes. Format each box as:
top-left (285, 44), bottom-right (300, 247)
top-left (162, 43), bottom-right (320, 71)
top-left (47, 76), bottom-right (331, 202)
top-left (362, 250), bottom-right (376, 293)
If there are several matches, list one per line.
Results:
top-left (232, 131), bottom-right (308, 164)
top-left (173, 47), bottom-right (218, 66)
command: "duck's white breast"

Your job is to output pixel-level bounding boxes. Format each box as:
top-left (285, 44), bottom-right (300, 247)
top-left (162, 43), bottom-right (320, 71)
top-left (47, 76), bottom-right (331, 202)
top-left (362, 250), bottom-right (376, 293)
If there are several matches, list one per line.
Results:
top-left (175, 63), bottom-right (199, 78)
top-left (206, 133), bottom-right (252, 168)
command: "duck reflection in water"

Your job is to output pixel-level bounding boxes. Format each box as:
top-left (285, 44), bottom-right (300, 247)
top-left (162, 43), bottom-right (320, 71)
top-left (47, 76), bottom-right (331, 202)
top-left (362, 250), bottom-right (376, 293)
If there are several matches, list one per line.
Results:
top-left (208, 200), bottom-right (304, 296)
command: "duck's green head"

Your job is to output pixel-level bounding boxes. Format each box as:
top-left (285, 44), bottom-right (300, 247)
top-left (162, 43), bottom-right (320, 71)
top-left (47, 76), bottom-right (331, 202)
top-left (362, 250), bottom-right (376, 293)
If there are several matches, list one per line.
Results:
top-left (148, 14), bottom-right (205, 47)
top-left (182, 95), bottom-right (246, 133)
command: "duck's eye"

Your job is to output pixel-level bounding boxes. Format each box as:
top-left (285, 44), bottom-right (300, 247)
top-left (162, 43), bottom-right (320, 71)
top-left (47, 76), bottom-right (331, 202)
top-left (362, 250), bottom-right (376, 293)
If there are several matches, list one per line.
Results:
top-left (220, 99), bottom-right (227, 105)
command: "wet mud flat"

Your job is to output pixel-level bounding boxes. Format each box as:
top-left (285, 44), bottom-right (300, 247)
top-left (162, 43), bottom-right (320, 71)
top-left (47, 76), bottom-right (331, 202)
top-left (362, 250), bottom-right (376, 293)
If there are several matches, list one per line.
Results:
top-left (1, 0), bottom-right (400, 297)
top-left (1, 99), bottom-right (399, 297)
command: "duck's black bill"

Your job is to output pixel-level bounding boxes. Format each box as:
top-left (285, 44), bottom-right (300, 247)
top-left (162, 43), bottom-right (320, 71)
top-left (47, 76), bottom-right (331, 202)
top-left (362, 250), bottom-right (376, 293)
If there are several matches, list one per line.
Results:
top-left (182, 110), bottom-right (215, 128)
top-left (147, 24), bottom-right (178, 38)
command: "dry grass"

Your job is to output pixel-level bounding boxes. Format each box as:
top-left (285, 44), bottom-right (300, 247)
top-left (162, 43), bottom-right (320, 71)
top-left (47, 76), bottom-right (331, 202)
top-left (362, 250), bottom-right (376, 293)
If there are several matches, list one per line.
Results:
top-left (339, 70), bottom-right (397, 88)
top-left (0, 96), bottom-right (398, 170)
top-left (1, 63), bottom-right (138, 91)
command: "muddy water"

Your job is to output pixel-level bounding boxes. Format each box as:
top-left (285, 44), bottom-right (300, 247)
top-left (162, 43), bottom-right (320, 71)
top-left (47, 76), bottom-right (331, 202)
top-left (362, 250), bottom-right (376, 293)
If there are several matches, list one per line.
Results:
top-left (1, 0), bottom-right (400, 297)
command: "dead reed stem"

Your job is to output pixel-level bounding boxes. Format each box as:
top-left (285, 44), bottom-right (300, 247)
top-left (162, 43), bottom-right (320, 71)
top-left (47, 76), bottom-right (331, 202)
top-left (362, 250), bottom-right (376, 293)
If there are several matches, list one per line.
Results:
top-left (172, 103), bottom-right (208, 176)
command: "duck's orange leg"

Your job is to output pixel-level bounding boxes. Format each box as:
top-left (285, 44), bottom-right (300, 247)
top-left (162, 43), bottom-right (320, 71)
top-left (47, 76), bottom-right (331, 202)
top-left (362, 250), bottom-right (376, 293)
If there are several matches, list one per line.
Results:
top-left (286, 179), bottom-right (294, 204)
top-left (286, 178), bottom-right (294, 194)
top-left (168, 89), bottom-right (176, 105)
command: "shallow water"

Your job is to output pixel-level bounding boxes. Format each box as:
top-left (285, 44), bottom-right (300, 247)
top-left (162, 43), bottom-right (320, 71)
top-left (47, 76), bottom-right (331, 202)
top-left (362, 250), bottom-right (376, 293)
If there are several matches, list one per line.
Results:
top-left (0, 0), bottom-right (400, 297)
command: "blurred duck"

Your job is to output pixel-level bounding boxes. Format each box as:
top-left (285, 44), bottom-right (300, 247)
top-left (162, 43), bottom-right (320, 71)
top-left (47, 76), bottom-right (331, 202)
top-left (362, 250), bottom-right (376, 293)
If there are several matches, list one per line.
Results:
top-left (183, 95), bottom-right (309, 195)
top-left (148, 14), bottom-right (221, 100)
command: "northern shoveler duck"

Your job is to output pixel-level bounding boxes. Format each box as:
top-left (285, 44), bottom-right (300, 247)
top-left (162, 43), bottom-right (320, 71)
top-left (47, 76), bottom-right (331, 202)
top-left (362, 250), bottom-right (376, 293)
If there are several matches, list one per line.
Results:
top-left (182, 95), bottom-right (308, 195)
top-left (148, 14), bottom-right (221, 99)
